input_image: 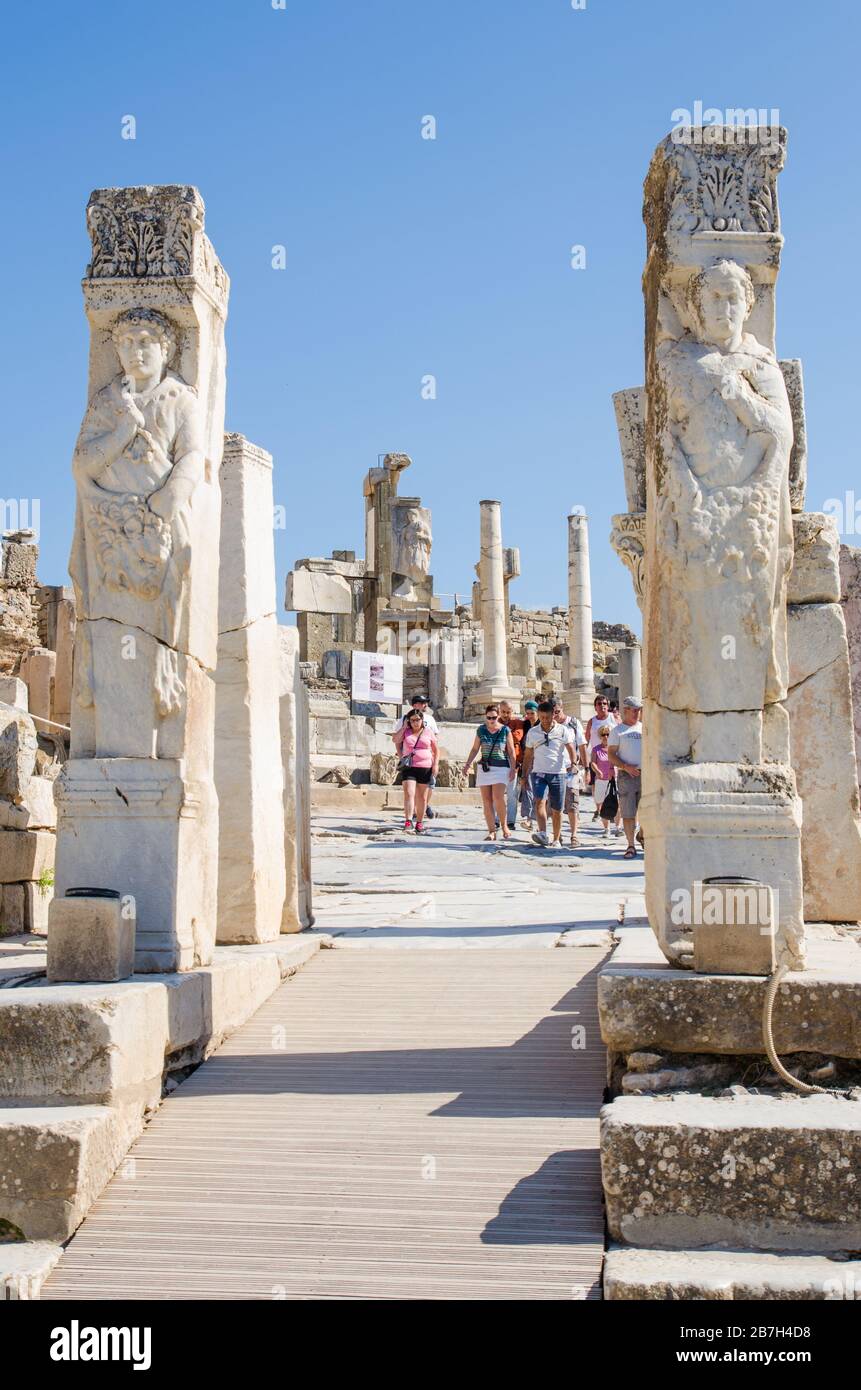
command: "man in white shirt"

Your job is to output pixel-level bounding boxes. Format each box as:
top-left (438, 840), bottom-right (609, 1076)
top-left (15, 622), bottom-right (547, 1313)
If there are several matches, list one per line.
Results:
top-left (521, 701), bottom-right (578, 848)
top-left (392, 694), bottom-right (439, 815)
top-left (607, 696), bottom-right (643, 858)
top-left (552, 700), bottom-right (586, 846)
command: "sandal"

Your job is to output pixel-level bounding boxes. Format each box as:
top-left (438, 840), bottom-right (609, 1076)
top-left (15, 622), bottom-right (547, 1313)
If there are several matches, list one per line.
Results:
top-left (623, 845), bottom-right (637, 858)
top-left (484, 832), bottom-right (497, 842)
top-left (415, 821), bottom-right (424, 834)
top-left (502, 830), bottom-right (512, 841)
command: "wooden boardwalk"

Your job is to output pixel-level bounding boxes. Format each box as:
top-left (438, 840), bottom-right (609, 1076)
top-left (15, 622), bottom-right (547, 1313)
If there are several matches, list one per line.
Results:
top-left (43, 948), bottom-right (609, 1300)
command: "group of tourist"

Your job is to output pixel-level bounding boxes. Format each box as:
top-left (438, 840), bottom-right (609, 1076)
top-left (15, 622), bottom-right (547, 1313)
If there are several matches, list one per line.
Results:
top-left (391, 691), bottom-right (644, 856)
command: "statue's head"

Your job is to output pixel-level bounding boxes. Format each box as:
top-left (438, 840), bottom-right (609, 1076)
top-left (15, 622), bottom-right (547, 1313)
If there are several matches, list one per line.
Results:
top-left (111, 308), bottom-right (177, 383)
top-left (687, 259), bottom-right (754, 348)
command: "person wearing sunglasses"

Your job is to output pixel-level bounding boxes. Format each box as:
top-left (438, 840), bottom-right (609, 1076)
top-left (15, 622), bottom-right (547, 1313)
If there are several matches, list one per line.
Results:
top-left (463, 705), bottom-right (517, 841)
top-left (520, 700), bottom-right (578, 848)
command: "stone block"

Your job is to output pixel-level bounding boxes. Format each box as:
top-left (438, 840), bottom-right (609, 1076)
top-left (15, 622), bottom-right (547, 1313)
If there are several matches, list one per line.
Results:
top-left (215, 616), bottom-right (285, 945)
top-left (840, 544), bottom-right (861, 791)
top-left (219, 435), bottom-right (277, 630)
top-left (19, 647), bottom-right (55, 723)
top-left (787, 603), bottom-right (861, 922)
top-left (322, 649), bottom-right (351, 680)
top-left (369, 752), bottom-right (399, 785)
top-left (47, 893), bottom-right (134, 983)
top-left (0, 678), bottom-right (27, 711)
top-left (286, 569), bottom-right (352, 615)
top-left (0, 1105), bottom-right (140, 1242)
top-left (789, 514), bottom-right (841, 605)
top-left (601, 1093), bottom-right (861, 1252)
top-left (604, 1246), bottom-right (861, 1301)
top-left (0, 1241), bottom-right (64, 1300)
top-left (0, 829), bottom-right (54, 884)
top-left (0, 704), bottom-right (37, 800)
top-left (23, 879), bottom-right (51, 934)
top-left (0, 775), bottom-right (57, 830)
top-left (598, 925), bottom-right (861, 1059)
top-left (0, 883), bottom-right (25, 936)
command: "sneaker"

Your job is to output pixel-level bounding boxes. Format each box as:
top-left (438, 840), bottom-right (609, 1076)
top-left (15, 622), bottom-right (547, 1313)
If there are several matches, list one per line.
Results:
top-left (603, 828), bottom-right (611, 841)
top-left (531, 831), bottom-right (549, 847)
top-left (507, 822), bottom-right (516, 831)
top-left (415, 821), bottom-right (424, 834)
top-left (426, 806), bottom-right (435, 820)
top-left (404, 818), bottom-right (413, 830)
top-left (520, 819), bottom-right (532, 830)
top-left (569, 836), bottom-right (580, 848)
top-left (613, 825), bottom-right (622, 837)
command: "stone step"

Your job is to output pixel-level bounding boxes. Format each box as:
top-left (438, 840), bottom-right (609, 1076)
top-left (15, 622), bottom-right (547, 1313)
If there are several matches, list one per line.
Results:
top-left (604, 1245), bottom-right (861, 1300)
top-left (0, 1240), bottom-right (63, 1300)
top-left (601, 1092), bottom-right (861, 1252)
top-left (0, 1104), bottom-right (138, 1242)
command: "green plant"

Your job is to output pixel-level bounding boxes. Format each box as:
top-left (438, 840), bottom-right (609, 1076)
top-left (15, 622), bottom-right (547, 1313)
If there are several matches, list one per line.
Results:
top-left (36, 867), bottom-right (54, 898)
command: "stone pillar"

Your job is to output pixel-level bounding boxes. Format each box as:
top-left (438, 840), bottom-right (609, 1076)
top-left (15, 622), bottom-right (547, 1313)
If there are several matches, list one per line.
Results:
top-left (214, 435), bottom-right (286, 944)
top-left (637, 127), bottom-right (804, 969)
top-left (51, 184), bottom-right (228, 973)
top-left (19, 648), bottom-right (55, 725)
top-left (468, 501), bottom-right (519, 711)
top-left (52, 595), bottom-right (76, 730)
top-left (787, 517), bottom-right (861, 921)
top-left (840, 544), bottom-right (861, 797)
top-left (279, 626), bottom-right (313, 931)
top-left (429, 628), bottom-right (464, 720)
top-left (564, 512), bottom-right (594, 720)
top-left (617, 644), bottom-right (642, 709)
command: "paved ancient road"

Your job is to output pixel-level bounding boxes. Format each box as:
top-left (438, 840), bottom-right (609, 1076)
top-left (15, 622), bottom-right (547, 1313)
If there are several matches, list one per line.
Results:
top-left (43, 809), bottom-right (643, 1301)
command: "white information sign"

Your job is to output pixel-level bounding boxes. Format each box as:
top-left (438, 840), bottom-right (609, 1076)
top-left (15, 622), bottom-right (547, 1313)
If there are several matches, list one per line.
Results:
top-left (351, 651), bottom-right (404, 705)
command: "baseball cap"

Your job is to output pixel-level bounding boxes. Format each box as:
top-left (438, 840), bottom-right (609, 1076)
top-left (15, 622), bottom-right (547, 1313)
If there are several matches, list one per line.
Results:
top-left (410, 694), bottom-right (428, 704)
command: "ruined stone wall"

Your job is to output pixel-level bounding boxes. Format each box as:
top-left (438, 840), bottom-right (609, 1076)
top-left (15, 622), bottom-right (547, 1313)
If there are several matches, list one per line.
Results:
top-left (0, 535), bottom-right (40, 676)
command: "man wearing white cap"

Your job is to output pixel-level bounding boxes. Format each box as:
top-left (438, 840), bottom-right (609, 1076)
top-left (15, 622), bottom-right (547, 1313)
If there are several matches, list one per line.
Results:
top-left (607, 696), bottom-right (643, 859)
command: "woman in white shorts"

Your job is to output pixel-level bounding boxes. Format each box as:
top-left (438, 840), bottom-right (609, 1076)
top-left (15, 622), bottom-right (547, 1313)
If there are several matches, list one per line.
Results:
top-left (463, 705), bottom-right (517, 841)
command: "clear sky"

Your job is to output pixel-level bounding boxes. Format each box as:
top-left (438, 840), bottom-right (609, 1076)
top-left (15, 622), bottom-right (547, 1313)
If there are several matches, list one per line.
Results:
top-left (4, 0), bottom-right (859, 636)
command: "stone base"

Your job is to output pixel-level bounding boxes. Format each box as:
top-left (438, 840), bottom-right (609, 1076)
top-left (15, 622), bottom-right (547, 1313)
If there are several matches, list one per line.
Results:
top-left (465, 681), bottom-right (521, 714)
top-left (47, 894), bottom-right (134, 983)
top-left (599, 922), bottom-right (861, 1058)
top-left (604, 1246), bottom-right (861, 1300)
top-left (601, 1092), bottom-right (861, 1252)
top-left (639, 761), bottom-right (805, 968)
top-left (53, 758), bottom-right (217, 973)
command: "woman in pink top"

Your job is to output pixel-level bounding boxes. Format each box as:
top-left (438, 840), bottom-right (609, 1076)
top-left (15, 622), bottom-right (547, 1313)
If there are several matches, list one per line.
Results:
top-left (590, 725), bottom-right (621, 839)
top-left (392, 710), bottom-right (439, 834)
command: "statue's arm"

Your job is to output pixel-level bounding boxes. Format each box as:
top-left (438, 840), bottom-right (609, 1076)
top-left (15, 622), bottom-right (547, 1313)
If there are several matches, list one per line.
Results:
top-left (72, 391), bottom-right (139, 487)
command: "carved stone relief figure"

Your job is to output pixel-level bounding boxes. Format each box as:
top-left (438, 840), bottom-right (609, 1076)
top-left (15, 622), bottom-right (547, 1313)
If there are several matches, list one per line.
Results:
top-left (69, 307), bottom-right (204, 718)
top-left (654, 258), bottom-right (794, 714)
top-left (392, 505), bottom-right (432, 584)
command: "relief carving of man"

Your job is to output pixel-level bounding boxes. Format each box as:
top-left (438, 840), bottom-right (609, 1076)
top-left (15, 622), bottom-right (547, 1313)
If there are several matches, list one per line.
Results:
top-left (655, 258), bottom-right (794, 712)
top-left (69, 308), bottom-right (205, 716)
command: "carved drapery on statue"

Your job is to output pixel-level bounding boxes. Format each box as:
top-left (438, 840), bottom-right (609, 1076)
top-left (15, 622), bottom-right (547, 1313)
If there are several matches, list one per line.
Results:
top-left (69, 310), bottom-right (204, 720)
top-left (654, 260), bottom-right (794, 713)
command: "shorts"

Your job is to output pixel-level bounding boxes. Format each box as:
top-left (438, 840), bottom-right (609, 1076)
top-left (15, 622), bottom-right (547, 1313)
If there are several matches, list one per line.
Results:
top-left (617, 770), bottom-right (641, 819)
top-left (564, 783), bottom-right (580, 813)
top-left (476, 765), bottom-right (510, 788)
top-left (531, 771), bottom-right (565, 813)
top-left (401, 765), bottom-right (432, 785)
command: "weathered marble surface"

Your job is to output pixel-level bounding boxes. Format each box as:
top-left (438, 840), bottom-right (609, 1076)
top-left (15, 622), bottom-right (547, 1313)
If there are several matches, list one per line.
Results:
top-left (52, 185), bottom-right (228, 972)
top-left (637, 128), bottom-right (804, 967)
top-left (215, 435), bottom-right (285, 945)
top-left (840, 544), bottom-right (861, 793)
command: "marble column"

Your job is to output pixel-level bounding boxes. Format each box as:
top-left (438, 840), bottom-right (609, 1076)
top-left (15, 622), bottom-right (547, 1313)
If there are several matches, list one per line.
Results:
top-left (616, 644), bottom-right (642, 709)
top-left (51, 184), bottom-right (228, 973)
top-left (214, 434), bottom-right (286, 944)
top-left (564, 512), bottom-right (594, 720)
top-left (469, 500), bottom-right (518, 710)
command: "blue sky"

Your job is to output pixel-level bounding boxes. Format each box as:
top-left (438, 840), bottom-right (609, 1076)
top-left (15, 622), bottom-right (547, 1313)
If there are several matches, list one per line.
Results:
top-left (4, 0), bottom-right (859, 635)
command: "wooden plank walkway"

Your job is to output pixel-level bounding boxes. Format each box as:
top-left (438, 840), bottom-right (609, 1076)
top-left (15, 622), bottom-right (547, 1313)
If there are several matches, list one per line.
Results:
top-left (43, 948), bottom-right (609, 1300)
